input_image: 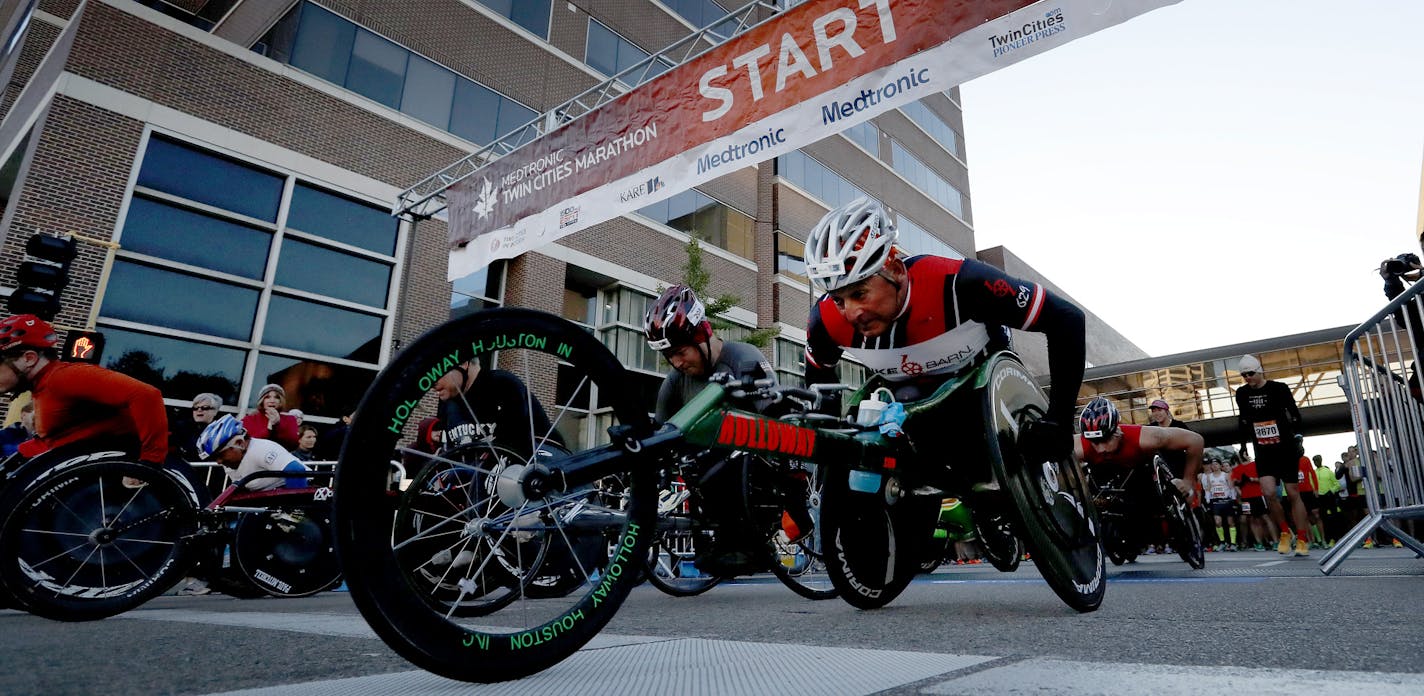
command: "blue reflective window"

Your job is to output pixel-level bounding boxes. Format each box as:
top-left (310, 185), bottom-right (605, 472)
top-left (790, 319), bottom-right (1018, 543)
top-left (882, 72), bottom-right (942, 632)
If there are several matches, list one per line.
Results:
top-left (276, 239), bottom-right (391, 308)
top-left (346, 30), bottom-right (406, 108)
top-left (121, 197), bottom-right (271, 279)
top-left (287, 184), bottom-right (397, 255)
top-left (263, 295), bottom-right (382, 362)
top-left (900, 101), bottom-right (960, 156)
top-left (844, 121), bottom-right (878, 156)
top-left (891, 141), bottom-right (963, 217)
top-left (776, 152), bottom-right (863, 208)
top-left (666, 0), bottom-right (734, 37)
top-left (289, 3), bottom-right (353, 85)
top-left (449, 79), bottom-right (500, 145)
top-left (100, 326), bottom-right (246, 403)
top-left (137, 137), bottom-right (283, 222)
top-left (103, 261), bottom-right (258, 340)
top-left (495, 99), bottom-right (538, 144)
top-left (253, 352), bottom-right (376, 418)
top-left (585, 20), bottom-right (669, 81)
top-left (401, 55), bottom-right (455, 129)
top-left (472, 0), bottom-right (552, 39)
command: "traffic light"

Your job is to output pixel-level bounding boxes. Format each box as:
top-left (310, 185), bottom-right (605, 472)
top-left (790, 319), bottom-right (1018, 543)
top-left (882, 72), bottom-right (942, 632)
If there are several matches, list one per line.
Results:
top-left (8, 232), bottom-right (77, 320)
top-left (62, 330), bottom-right (104, 364)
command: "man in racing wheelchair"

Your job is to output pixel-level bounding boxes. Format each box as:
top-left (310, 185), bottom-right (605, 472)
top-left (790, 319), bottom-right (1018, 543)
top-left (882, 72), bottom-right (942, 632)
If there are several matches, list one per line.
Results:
top-left (1075, 397), bottom-right (1204, 562)
top-left (644, 284), bottom-right (814, 576)
top-left (798, 199), bottom-right (1087, 547)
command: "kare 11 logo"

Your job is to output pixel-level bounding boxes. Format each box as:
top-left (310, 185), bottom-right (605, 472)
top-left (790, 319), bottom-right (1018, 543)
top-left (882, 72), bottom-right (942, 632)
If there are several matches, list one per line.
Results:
top-left (618, 176), bottom-right (666, 204)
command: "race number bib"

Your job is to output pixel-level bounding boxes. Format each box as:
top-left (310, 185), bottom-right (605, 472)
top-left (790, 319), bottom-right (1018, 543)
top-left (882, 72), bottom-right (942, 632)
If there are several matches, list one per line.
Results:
top-left (1253, 420), bottom-right (1281, 445)
top-left (1211, 483), bottom-right (1228, 498)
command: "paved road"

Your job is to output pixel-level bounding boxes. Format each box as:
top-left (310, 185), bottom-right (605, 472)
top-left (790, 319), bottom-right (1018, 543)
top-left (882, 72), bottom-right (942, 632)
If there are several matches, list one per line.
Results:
top-left (2, 548), bottom-right (1420, 695)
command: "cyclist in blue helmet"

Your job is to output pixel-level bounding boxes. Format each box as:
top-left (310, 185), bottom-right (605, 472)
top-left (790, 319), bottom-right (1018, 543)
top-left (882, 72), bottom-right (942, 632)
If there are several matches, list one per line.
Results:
top-left (199, 415), bottom-right (309, 491)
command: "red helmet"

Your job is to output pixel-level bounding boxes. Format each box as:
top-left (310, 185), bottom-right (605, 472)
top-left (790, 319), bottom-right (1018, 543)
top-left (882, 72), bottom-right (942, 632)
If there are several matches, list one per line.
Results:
top-left (643, 285), bottom-right (711, 352)
top-left (0, 315), bottom-right (58, 352)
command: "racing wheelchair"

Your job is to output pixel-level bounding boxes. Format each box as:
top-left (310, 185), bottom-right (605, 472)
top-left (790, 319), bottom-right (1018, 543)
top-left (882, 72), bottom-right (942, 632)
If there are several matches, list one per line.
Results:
top-left (0, 443), bottom-right (342, 621)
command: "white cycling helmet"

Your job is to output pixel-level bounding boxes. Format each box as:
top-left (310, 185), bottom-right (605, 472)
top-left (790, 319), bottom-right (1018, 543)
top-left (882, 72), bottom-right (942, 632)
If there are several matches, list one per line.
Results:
top-left (804, 197), bottom-right (899, 293)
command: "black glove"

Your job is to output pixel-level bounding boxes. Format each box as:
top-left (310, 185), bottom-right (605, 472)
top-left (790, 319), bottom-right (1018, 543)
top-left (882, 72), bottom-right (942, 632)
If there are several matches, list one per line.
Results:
top-left (818, 390), bottom-right (843, 418)
top-left (1020, 418), bottom-right (1070, 463)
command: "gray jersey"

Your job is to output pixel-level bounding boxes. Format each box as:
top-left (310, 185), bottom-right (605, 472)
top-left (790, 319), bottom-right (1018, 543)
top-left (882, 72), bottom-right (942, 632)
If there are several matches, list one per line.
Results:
top-left (655, 341), bottom-right (773, 422)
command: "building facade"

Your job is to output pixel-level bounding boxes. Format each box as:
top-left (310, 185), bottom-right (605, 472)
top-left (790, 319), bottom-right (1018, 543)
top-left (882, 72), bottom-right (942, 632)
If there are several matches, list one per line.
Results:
top-left (0, 0), bottom-right (1143, 444)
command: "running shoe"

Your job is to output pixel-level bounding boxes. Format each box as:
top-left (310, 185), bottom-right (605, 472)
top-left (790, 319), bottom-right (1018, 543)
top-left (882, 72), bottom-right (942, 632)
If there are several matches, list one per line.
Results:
top-left (1277, 532), bottom-right (1292, 555)
top-left (1294, 539), bottom-right (1309, 557)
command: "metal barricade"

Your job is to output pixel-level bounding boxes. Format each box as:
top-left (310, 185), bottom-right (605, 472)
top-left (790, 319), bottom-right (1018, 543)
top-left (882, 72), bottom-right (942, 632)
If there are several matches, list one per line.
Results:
top-left (1321, 280), bottom-right (1424, 574)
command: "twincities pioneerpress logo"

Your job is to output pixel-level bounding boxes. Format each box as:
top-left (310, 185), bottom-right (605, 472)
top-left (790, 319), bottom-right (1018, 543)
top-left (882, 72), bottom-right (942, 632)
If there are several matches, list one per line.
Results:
top-left (987, 8), bottom-right (1065, 58)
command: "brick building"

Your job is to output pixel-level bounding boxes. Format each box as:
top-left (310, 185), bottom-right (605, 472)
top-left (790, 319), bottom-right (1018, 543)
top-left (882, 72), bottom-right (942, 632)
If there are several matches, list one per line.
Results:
top-left (0, 0), bottom-right (1143, 442)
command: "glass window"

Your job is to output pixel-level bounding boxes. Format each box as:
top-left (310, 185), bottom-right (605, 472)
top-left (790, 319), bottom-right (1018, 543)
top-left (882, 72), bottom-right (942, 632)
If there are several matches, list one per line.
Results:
top-left (899, 101), bottom-right (960, 156)
top-left (896, 215), bottom-right (963, 259)
top-left (263, 294), bottom-right (382, 363)
top-left (346, 30), bottom-right (407, 108)
top-left (636, 190), bottom-right (753, 259)
top-left (449, 79), bottom-right (501, 146)
top-left (103, 261), bottom-right (258, 341)
top-left (585, 20), bottom-right (621, 77)
top-left (287, 183), bottom-right (398, 255)
top-left (495, 99), bottom-right (539, 144)
top-left (252, 353), bottom-right (377, 418)
top-left (121, 197), bottom-right (271, 279)
top-left (137, 137), bottom-right (283, 222)
top-left (101, 326), bottom-right (246, 404)
top-left (275, 239), bottom-right (392, 307)
top-left (289, 3), bottom-right (354, 86)
top-left (401, 54), bottom-right (455, 129)
top-left (452, 261), bottom-right (503, 319)
top-left (473, 0), bottom-right (552, 39)
top-left (891, 141), bottom-right (963, 217)
top-left (776, 152), bottom-right (863, 208)
top-left (844, 121), bottom-right (878, 155)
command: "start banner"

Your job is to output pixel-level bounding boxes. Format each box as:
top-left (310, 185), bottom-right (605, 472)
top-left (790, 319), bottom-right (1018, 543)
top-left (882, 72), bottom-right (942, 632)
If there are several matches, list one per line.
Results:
top-left (447, 0), bottom-right (1179, 279)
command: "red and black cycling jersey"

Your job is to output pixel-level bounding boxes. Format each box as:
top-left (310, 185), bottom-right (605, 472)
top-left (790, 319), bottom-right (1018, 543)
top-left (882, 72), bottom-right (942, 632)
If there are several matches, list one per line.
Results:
top-left (19, 360), bottom-right (169, 463)
top-left (1080, 424), bottom-right (1149, 469)
top-left (804, 255), bottom-right (1085, 425)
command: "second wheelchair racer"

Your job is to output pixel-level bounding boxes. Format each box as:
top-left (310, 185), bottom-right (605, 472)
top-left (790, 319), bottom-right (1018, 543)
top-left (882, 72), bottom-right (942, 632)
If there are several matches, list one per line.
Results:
top-left (197, 415), bottom-right (310, 490)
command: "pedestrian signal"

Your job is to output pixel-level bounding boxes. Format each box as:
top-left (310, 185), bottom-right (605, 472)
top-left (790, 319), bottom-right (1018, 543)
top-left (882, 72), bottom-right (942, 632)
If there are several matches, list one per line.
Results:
top-left (62, 330), bottom-right (104, 364)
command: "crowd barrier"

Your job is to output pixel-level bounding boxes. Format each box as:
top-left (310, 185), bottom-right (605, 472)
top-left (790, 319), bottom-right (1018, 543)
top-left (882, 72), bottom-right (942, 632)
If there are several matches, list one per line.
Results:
top-left (1321, 280), bottom-right (1424, 574)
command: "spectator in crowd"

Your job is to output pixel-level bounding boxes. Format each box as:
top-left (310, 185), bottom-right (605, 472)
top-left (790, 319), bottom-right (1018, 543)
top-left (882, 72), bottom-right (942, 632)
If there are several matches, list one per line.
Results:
top-left (288, 409), bottom-right (304, 428)
top-left (241, 383), bottom-right (300, 451)
top-left (171, 392), bottom-right (222, 462)
top-left (291, 423), bottom-right (319, 462)
top-left (1232, 455), bottom-right (1271, 550)
top-left (198, 415), bottom-right (310, 491)
top-left (315, 411), bottom-right (352, 461)
top-left (1295, 444), bottom-right (1326, 548)
top-left (1314, 454), bottom-right (1344, 547)
top-left (0, 401), bottom-right (35, 456)
top-left (1146, 399), bottom-right (1194, 478)
top-left (1235, 354), bottom-right (1311, 556)
top-left (1202, 457), bottom-right (1238, 551)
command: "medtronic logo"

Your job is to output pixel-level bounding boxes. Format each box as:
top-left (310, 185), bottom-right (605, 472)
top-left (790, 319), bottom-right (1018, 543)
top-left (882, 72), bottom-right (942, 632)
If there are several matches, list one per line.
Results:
top-left (697, 128), bottom-right (786, 174)
top-left (988, 8), bottom-right (1066, 58)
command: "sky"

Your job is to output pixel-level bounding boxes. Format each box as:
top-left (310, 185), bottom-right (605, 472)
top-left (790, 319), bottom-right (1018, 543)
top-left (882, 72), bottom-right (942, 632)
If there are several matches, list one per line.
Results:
top-left (960, 0), bottom-right (1424, 359)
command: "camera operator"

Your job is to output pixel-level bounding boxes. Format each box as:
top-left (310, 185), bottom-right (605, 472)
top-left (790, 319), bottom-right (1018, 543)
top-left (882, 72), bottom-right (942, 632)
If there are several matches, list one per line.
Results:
top-left (1379, 252), bottom-right (1424, 400)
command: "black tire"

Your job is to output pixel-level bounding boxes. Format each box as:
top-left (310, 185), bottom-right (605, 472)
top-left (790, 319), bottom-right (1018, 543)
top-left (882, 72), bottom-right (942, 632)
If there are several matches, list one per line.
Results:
top-left (1162, 483), bottom-right (1205, 569)
top-left (233, 503), bottom-right (343, 597)
top-left (335, 308), bottom-right (657, 683)
top-left (0, 455), bottom-right (201, 621)
top-left (983, 355), bottom-right (1106, 613)
top-left (919, 534), bottom-right (948, 574)
top-left (821, 465), bottom-right (937, 610)
top-left (645, 531), bottom-right (722, 597)
top-left (769, 463), bottom-right (836, 600)
top-left (973, 512), bottom-right (1023, 573)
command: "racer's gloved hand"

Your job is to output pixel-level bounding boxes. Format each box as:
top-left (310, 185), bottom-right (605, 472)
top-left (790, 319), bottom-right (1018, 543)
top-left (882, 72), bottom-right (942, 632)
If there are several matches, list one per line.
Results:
top-left (1020, 419), bottom-right (1071, 463)
top-left (818, 390), bottom-right (842, 418)
top-left (1171, 477), bottom-right (1194, 500)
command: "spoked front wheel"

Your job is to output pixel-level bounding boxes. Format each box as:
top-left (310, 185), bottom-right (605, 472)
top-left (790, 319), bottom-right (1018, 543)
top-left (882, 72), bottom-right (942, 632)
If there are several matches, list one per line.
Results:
top-left (983, 355), bottom-right (1105, 613)
top-left (1162, 484), bottom-right (1205, 569)
top-left (0, 455), bottom-right (201, 621)
top-left (335, 308), bottom-right (658, 683)
top-left (821, 466), bottom-right (937, 610)
top-left (769, 462), bottom-right (836, 600)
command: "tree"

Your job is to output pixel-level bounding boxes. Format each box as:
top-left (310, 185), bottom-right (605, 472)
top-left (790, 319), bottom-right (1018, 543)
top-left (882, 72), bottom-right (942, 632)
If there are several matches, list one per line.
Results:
top-left (680, 237), bottom-right (779, 348)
